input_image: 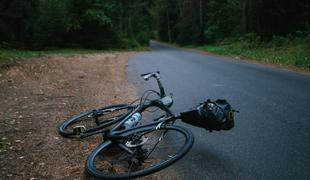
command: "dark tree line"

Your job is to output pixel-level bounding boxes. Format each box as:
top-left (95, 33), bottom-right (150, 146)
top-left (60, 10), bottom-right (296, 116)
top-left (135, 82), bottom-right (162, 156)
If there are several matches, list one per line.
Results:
top-left (152, 0), bottom-right (310, 45)
top-left (0, 0), bottom-right (153, 49)
top-left (241, 0), bottom-right (310, 38)
top-left (0, 0), bottom-right (309, 49)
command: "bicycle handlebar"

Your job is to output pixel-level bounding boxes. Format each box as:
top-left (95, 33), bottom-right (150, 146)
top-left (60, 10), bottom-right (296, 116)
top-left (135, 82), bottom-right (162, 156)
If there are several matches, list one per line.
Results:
top-left (140, 71), bottom-right (166, 97)
top-left (141, 71), bottom-right (160, 81)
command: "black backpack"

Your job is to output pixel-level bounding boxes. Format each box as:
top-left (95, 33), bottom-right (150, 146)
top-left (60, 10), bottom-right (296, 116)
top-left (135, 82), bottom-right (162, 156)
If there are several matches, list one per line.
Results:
top-left (180, 99), bottom-right (236, 131)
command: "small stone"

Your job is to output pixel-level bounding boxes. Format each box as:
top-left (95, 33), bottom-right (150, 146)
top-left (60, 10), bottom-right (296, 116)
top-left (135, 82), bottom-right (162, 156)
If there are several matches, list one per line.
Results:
top-left (18, 115), bottom-right (23, 119)
top-left (29, 177), bottom-right (35, 180)
top-left (19, 156), bottom-right (24, 159)
top-left (54, 137), bottom-right (59, 140)
top-left (39, 163), bottom-right (45, 166)
top-left (78, 75), bottom-right (85, 79)
top-left (15, 140), bottom-right (22, 143)
top-left (1, 137), bottom-right (7, 141)
top-left (7, 174), bottom-right (13, 177)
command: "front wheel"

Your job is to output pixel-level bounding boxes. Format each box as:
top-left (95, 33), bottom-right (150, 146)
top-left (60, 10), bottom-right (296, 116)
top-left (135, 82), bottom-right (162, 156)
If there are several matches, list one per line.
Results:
top-left (85, 125), bottom-right (194, 179)
top-left (58, 104), bottom-right (134, 138)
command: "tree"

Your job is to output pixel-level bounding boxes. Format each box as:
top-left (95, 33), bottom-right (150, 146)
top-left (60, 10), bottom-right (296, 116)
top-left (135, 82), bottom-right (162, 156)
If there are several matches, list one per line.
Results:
top-left (0, 0), bottom-right (39, 46)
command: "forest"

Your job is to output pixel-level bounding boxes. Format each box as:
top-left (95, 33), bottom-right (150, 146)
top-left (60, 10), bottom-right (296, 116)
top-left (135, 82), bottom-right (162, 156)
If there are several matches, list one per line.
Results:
top-left (0, 0), bottom-right (309, 68)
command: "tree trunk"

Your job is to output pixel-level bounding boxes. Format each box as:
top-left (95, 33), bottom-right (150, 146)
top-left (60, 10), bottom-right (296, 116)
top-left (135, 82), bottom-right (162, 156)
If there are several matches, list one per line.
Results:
top-left (166, 9), bottom-right (172, 42)
top-left (241, 0), bottom-right (248, 34)
top-left (119, 1), bottom-right (123, 34)
top-left (199, 0), bottom-right (203, 29)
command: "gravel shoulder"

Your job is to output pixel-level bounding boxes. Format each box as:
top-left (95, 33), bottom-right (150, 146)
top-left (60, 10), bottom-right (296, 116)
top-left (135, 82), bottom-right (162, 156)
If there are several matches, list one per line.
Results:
top-left (0, 53), bottom-right (137, 179)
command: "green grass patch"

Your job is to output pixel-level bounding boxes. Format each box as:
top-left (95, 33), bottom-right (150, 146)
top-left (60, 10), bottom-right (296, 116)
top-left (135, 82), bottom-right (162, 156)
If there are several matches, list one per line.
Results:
top-left (0, 47), bottom-right (148, 64)
top-left (0, 48), bottom-right (106, 63)
top-left (198, 43), bottom-right (310, 70)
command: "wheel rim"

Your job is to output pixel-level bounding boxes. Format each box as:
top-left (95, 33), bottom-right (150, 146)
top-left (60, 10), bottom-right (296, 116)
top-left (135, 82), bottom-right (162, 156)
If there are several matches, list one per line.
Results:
top-left (87, 126), bottom-right (193, 179)
top-left (61, 105), bottom-right (133, 136)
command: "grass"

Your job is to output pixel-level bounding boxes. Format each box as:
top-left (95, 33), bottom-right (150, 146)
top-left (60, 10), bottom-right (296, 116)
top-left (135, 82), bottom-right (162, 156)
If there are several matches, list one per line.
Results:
top-left (197, 39), bottom-right (310, 70)
top-left (0, 48), bottom-right (105, 63)
top-left (0, 47), bottom-right (148, 64)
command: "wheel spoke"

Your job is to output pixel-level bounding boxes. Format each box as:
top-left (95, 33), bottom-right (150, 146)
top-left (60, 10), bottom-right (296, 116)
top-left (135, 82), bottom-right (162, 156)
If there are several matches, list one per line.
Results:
top-left (59, 104), bottom-right (133, 137)
top-left (86, 125), bottom-right (193, 179)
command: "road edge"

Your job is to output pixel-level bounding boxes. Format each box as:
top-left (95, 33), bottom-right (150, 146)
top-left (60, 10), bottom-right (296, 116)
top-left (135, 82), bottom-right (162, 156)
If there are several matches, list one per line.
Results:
top-left (150, 40), bottom-right (310, 75)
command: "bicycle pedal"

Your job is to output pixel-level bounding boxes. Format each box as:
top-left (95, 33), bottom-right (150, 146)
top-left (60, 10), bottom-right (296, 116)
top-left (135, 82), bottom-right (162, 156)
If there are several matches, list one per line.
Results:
top-left (73, 125), bottom-right (86, 135)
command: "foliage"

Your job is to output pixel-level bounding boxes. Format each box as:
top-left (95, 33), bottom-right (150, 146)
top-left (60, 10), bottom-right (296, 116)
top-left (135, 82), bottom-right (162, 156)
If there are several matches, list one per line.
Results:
top-left (204, 0), bottom-right (241, 42)
top-left (151, 0), bottom-right (310, 45)
top-left (0, 0), bottom-right (309, 52)
top-left (0, 0), bottom-right (153, 49)
top-left (199, 32), bottom-right (310, 70)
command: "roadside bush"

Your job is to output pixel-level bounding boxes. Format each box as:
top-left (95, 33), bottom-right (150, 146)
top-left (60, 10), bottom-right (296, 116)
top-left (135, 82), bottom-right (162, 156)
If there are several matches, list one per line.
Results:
top-left (271, 36), bottom-right (289, 46)
top-left (135, 32), bottom-right (150, 45)
top-left (204, 25), bottom-right (219, 43)
top-left (238, 33), bottom-right (261, 49)
top-left (120, 38), bottom-right (140, 49)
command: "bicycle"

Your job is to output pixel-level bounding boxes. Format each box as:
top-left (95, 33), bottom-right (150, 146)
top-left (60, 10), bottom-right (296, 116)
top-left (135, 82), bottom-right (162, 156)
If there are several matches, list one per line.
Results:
top-left (58, 71), bottom-right (236, 179)
top-left (58, 71), bottom-right (174, 139)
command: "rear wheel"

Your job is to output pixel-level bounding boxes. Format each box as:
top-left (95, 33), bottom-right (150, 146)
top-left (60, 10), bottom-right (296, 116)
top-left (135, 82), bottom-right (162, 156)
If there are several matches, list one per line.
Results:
top-left (86, 125), bottom-right (194, 179)
top-left (58, 104), bottom-right (134, 138)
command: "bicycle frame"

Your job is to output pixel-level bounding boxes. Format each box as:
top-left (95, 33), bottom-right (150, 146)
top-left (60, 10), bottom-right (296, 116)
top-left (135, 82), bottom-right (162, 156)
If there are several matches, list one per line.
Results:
top-left (80, 96), bottom-right (176, 139)
top-left (79, 71), bottom-right (176, 139)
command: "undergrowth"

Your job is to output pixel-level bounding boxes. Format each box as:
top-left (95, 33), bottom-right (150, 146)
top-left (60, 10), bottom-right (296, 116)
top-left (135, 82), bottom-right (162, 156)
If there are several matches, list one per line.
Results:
top-left (199, 32), bottom-right (310, 70)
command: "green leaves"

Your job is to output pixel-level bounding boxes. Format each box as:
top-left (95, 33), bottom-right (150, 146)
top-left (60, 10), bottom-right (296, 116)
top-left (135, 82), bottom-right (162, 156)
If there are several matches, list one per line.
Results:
top-left (0, 0), bottom-right (153, 49)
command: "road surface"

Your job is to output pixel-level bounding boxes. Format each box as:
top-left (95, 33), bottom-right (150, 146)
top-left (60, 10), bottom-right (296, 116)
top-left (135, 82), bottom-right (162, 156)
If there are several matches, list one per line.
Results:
top-left (127, 42), bottom-right (310, 180)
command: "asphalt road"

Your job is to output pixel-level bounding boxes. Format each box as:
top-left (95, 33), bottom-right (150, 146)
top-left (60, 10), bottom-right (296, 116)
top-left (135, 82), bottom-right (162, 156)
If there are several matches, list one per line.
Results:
top-left (127, 41), bottom-right (310, 180)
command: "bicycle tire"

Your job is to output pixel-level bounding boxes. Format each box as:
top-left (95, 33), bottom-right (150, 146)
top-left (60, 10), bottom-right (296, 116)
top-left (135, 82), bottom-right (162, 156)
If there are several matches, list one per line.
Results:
top-left (85, 125), bottom-right (194, 179)
top-left (58, 104), bottom-right (134, 138)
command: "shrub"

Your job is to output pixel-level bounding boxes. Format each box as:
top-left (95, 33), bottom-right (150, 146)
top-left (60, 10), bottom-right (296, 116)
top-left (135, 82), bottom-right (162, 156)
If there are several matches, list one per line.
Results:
top-left (238, 33), bottom-right (261, 49)
top-left (271, 36), bottom-right (289, 46)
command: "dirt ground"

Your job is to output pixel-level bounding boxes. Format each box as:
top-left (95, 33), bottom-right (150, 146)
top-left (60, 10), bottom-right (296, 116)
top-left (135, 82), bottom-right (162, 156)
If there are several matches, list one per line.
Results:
top-left (0, 53), bottom-right (156, 179)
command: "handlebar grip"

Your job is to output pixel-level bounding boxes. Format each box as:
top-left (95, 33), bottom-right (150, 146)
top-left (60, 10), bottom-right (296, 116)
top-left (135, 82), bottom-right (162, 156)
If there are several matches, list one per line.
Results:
top-left (140, 71), bottom-right (160, 77)
top-left (140, 73), bottom-right (149, 77)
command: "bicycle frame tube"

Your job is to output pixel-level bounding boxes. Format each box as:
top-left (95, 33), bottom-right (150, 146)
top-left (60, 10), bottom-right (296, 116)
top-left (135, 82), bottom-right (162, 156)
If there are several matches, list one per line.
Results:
top-left (80, 105), bottom-right (137, 134)
top-left (113, 116), bottom-right (176, 136)
top-left (111, 99), bottom-right (174, 132)
top-left (155, 77), bottom-right (166, 97)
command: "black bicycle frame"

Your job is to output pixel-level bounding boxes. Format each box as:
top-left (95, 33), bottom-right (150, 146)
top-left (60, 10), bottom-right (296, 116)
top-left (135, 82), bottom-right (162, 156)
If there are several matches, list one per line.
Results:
top-left (79, 96), bottom-right (175, 139)
top-left (80, 71), bottom-right (175, 139)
